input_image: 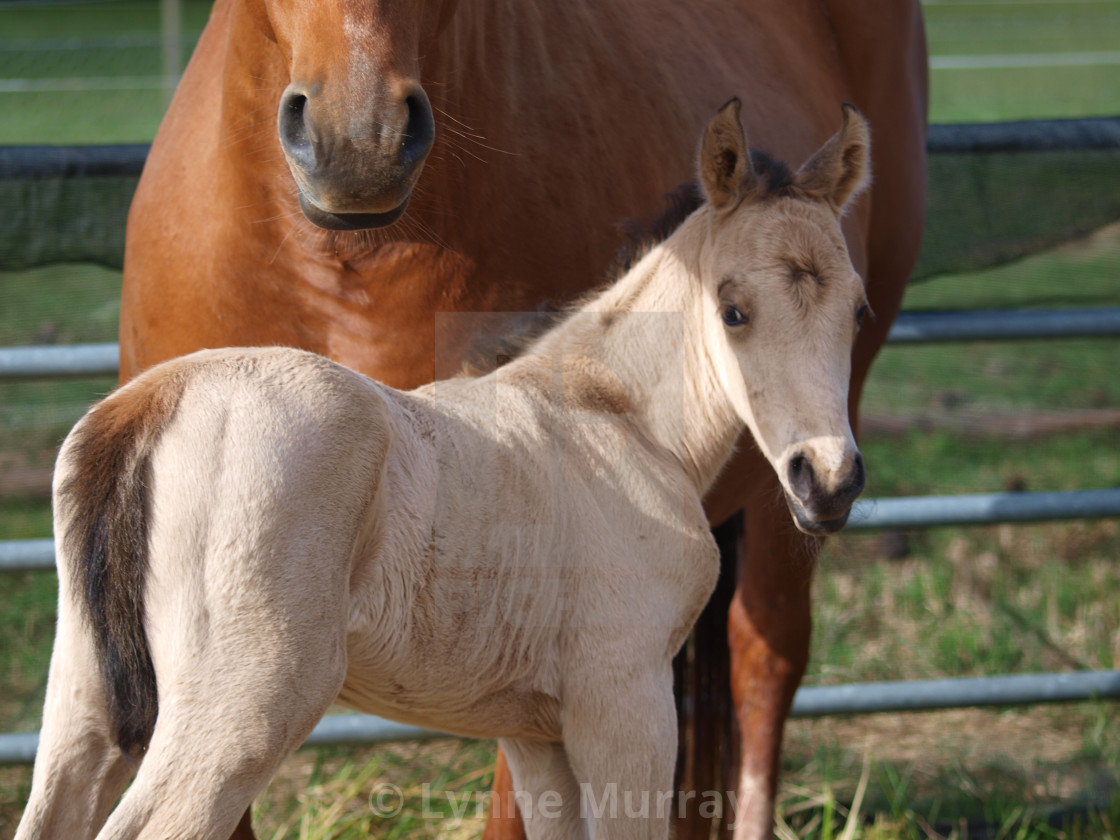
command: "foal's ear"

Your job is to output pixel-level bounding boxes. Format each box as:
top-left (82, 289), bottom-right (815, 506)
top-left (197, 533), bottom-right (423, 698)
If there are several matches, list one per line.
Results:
top-left (795, 104), bottom-right (871, 215)
top-left (699, 98), bottom-right (755, 211)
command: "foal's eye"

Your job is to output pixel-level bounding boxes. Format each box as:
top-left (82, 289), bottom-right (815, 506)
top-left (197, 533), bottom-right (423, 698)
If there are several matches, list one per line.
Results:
top-left (721, 305), bottom-right (748, 327)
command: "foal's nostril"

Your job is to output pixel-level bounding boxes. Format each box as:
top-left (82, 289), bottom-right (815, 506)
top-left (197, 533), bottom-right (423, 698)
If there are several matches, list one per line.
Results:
top-left (834, 451), bottom-right (867, 505)
top-left (278, 91), bottom-right (316, 172)
top-left (850, 452), bottom-right (866, 495)
top-left (400, 91), bottom-right (435, 170)
top-left (787, 453), bottom-right (815, 503)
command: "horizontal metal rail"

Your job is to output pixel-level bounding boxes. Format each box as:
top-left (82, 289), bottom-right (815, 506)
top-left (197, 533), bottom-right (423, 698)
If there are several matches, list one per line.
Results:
top-left (5, 488), bottom-right (1119, 573)
top-left (0, 539), bottom-right (53, 573)
top-left (0, 343), bottom-right (119, 379)
top-left (1, 307), bottom-right (1119, 380)
top-left (888, 307), bottom-right (1120, 343)
top-left (0, 143), bottom-right (149, 179)
top-left (844, 488), bottom-right (1120, 531)
top-left (789, 670), bottom-right (1120, 717)
top-left (2, 670), bottom-right (1117, 766)
top-left (0, 714), bottom-right (442, 768)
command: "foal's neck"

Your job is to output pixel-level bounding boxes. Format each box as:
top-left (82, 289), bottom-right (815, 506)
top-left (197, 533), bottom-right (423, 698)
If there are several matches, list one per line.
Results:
top-left (528, 217), bottom-right (743, 493)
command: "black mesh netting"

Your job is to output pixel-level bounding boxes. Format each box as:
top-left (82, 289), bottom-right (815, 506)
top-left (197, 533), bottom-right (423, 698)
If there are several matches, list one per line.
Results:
top-left (1, 117), bottom-right (1118, 279)
top-left (0, 145), bottom-right (144, 271)
top-left (915, 117), bottom-right (1120, 281)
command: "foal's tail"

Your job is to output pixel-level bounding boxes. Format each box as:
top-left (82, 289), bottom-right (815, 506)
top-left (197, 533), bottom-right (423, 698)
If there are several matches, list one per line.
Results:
top-left (53, 367), bottom-right (187, 757)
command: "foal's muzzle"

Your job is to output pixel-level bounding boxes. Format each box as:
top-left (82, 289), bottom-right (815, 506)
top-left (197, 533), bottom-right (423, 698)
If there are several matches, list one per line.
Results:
top-left (783, 450), bottom-right (865, 535)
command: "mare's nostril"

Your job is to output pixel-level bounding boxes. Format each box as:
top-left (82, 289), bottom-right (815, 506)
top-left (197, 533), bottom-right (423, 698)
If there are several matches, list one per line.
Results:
top-left (787, 453), bottom-right (815, 503)
top-left (278, 90), bottom-right (316, 171)
top-left (400, 91), bottom-right (435, 170)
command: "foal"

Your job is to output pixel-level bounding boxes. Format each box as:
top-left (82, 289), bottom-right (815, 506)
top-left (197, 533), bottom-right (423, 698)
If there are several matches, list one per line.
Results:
top-left (18, 100), bottom-right (870, 840)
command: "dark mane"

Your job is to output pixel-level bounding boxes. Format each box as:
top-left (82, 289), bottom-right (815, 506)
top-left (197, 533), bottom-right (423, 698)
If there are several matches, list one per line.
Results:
top-left (610, 149), bottom-right (797, 277)
top-left (749, 149), bottom-right (798, 197)
top-left (463, 183), bottom-right (705, 374)
top-left (610, 182), bottom-right (705, 278)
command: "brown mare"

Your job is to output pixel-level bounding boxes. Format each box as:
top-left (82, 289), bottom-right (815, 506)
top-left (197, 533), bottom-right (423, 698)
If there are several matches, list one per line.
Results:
top-left (121, 1), bottom-right (928, 837)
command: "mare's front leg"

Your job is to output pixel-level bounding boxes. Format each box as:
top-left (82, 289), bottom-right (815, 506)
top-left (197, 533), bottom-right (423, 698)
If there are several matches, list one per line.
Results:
top-left (727, 458), bottom-right (820, 840)
top-left (228, 808), bottom-right (257, 840)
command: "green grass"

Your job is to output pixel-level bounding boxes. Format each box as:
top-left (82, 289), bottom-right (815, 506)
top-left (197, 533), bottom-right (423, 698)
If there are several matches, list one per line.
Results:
top-left (2, 1), bottom-right (1120, 838)
top-left (0, 571), bottom-right (56, 734)
top-left (0, 263), bottom-right (121, 343)
top-left (924, 1), bottom-right (1120, 56)
top-left (930, 65), bottom-right (1120, 123)
top-left (0, 0), bottom-right (213, 40)
top-left (924, 0), bottom-right (1120, 122)
top-left (0, 502), bottom-right (58, 745)
top-left (910, 224), bottom-right (1120, 312)
top-left (815, 514), bottom-right (1120, 680)
top-left (864, 429), bottom-right (1120, 497)
top-left (872, 224), bottom-right (1120, 418)
top-left (0, 0), bottom-right (211, 143)
top-left (0, 89), bottom-right (177, 144)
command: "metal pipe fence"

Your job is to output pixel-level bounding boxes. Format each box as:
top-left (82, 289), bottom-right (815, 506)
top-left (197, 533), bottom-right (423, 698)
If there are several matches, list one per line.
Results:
top-left (0, 304), bottom-right (1117, 765)
top-left (5, 307), bottom-right (1118, 569)
top-left (3, 670), bottom-right (1119, 766)
top-left (5, 487), bottom-right (1120, 575)
top-left (3, 306), bottom-right (1119, 380)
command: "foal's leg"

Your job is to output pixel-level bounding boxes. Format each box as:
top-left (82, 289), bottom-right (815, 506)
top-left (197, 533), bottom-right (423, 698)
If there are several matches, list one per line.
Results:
top-left (92, 622), bottom-right (346, 840)
top-left (481, 749), bottom-right (526, 840)
top-left (499, 739), bottom-right (583, 840)
top-left (14, 599), bottom-right (133, 840)
top-left (94, 536), bottom-right (350, 839)
top-left (562, 666), bottom-right (678, 840)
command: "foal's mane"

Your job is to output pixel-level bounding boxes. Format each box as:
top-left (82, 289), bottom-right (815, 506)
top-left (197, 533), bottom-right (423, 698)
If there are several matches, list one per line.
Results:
top-left (460, 184), bottom-right (703, 375)
top-left (607, 182), bottom-right (704, 281)
top-left (461, 148), bottom-right (794, 375)
top-left (608, 149), bottom-right (795, 278)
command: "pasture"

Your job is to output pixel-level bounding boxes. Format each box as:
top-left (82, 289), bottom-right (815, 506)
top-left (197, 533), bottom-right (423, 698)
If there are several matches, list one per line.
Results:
top-left (1, 0), bottom-right (1119, 837)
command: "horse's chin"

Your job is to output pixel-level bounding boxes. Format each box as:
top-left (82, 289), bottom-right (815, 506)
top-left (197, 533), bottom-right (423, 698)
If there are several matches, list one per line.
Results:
top-left (785, 496), bottom-right (852, 536)
top-left (297, 191), bottom-right (410, 231)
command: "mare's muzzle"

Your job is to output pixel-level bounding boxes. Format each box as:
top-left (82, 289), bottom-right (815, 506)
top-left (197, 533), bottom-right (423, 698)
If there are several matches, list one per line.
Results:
top-left (278, 83), bottom-right (435, 231)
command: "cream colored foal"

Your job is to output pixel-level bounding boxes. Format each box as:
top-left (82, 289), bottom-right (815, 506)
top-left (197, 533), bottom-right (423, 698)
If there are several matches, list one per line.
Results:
top-left (18, 100), bottom-right (870, 840)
